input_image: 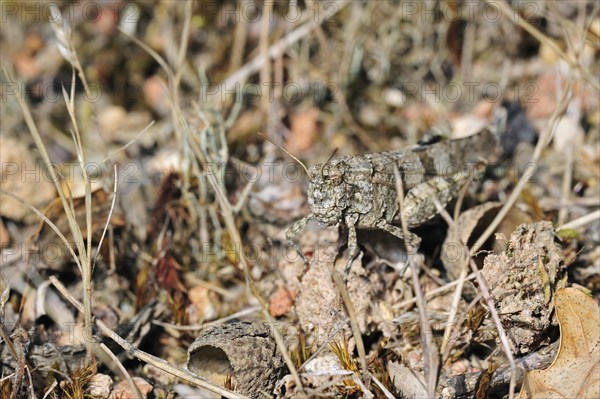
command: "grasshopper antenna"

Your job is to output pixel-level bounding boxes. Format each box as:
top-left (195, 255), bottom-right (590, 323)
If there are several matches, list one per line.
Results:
top-left (320, 148), bottom-right (338, 175)
top-left (258, 132), bottom-right (312, 179)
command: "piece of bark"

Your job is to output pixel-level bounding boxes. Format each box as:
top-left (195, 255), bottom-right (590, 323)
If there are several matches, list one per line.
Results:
top-left (187, 322), bottom-right (286, 398)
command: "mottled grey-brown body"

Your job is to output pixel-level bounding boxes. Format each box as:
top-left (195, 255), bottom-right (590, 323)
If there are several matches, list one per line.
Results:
top-left (286, 126), bottom-right (499, 268)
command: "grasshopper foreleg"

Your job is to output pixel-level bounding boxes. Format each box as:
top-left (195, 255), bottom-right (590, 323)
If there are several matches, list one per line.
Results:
top-left (285, 215), bottom-right (312, 265)
top-left (344, 213), bottom-right (361, 276)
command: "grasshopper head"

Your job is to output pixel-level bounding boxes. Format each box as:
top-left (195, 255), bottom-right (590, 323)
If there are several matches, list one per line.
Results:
top-left (307, 160), bottom-right (347, 225)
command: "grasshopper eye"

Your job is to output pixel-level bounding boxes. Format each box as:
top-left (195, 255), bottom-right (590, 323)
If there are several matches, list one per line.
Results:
top-left (330, 174), bottom-right (342, 186)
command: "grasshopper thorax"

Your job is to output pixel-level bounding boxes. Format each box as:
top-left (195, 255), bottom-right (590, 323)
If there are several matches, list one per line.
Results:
top-left (307, 160), bottom-right (348, 225)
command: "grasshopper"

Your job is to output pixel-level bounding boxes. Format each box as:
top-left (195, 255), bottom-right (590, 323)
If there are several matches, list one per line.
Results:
top-left (266, 123), bottom-right (500, 270)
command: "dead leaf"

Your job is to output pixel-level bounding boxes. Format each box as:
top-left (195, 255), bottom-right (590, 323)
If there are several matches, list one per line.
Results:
top-left (442, 202), bottom-right (532, 280)
top-left (519, 287), bottom-right (600, 398)
top-left (0, 135), bottom-right (55, 221)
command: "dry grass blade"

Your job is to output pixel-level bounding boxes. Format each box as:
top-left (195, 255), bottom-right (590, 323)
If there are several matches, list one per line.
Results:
top-left (393, 273), bottom-right (477, 310)
top-left (60, 72), bottom-right (95, 353)
top-left (0, 274), bottom-right (9, 312)
top-left (99, 342), bottom-right (142, 398)
top-left (100, 121), bottom-right (156, 166)
top-left (259, 0), bottom-right (274, 112)
top-left (557, 210), bottom-right (600, 231)
top-left (371, 375), bottom-right (396, 399)
top-left (41, 380), bottom-right (57, 399)
top-left (1, 64), bottom-right (97, 357)
top-left (262, 308), bottom-right (304, 392)
top-left (469, 257), bottom-right (518, 399)
top-left (92, 164), bottom-right (118, 268)
top-left (332, 270), bottom-right (367, 374)
top-left (392, 165), bottom-right (439, 397)
top-left (431, 197), bottom-right (469, 358)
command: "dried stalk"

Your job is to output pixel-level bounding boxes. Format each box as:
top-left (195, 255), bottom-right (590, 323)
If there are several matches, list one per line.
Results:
top-left (392, 165), bottom-right (439, 397)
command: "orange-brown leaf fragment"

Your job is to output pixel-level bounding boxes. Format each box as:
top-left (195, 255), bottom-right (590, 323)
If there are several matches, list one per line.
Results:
top-left (269, 287), bottom-right (296, 317)
top-left (519, 287), bottom-right (600, 399)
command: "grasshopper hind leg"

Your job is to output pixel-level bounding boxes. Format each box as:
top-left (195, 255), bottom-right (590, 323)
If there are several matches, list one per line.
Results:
top-left (376, 220), bottom-right (421, 255)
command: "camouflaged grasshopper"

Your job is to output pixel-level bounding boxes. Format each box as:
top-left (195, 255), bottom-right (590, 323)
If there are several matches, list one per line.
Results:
top-left (265, 124), bottom-right (500, 270)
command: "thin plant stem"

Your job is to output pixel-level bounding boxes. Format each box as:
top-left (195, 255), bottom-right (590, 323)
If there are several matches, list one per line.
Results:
top-left (392, 165), bottom-right (439, 397)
